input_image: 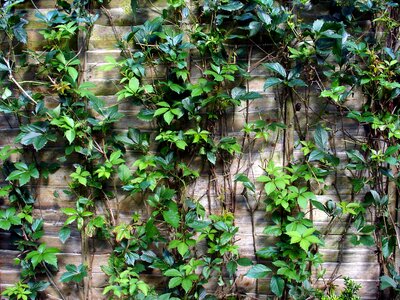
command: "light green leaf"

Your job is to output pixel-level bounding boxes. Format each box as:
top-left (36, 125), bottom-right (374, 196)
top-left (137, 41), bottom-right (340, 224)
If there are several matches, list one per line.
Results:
top-left (181, 278), bottom-right (192, 293)
top-left (168, 277), bottom-right (182, 289)
top-left (65, 129), bottom-right (76, 144)
top-left (163, 111), bottom-right (174, 125)
top-left (67, 67), bottom-right (79, 81)
top-left (265, 181), bottom-right (276, 195)
top-left (165, 269), bottom-right (182, 277)
top-left (128, 77), bottom-right (140, 93)
top-left (137, 281), bottom-right (149, 295)
top-left (177, 242), bottom-right (189, 256)
top-left (297, 195), bottom-right (308, 209)
top-left (299, 239), bottom-right (311, 251)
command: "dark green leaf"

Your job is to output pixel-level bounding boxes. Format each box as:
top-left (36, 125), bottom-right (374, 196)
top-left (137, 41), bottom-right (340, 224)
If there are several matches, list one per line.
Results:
top-left (59, 227), bottom-right (71, 244)
top-left (237, 257), bottom-right (253, 266)
top-left (308, 149), bottom-right (325, 162)
top-left (138, 109), bottom-right (154, 121)
top-left (207, 151), bottom-right (216, 165)
top-left (220, 1), bottom-right (244, 11)
top-left (125, 252), bottom-right (140, 265)
top-left (60, 264), bottom-right (87, 283)
top-left (264, 77), bottom-right (283, 90)
top-left (246, 264), bottom-right (271, 279)
top-left (163, 207), bottom-right (180, 228)
top-left (314, 125), bottom-right (328, 150)
top-left (270, 276), bottom-right (285, 297)
top-left (380, 275), bottom-right (398, 290)
top-left (263, 63), bottom-right (286, 78)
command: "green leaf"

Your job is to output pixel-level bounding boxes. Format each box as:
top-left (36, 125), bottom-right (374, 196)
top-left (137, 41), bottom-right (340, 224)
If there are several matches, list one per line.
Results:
top-left (125, 252), bottom-right (140, 265)
top-left (346, 149), bottom-right (365, 163)
top-left (287, 231), bottom-right (302, 243)
top-left (181, 278), bottom-right (192, 293)
top-left (264, 77), bottom-right (283, 90)
top-left (297, 195), bottom-right (308, 209)
top-left (306, 235), bottom-right (321, 244)
top-left (17, 123), bottom-right (57, 151)
top-left (237, 257), bottom-right (253, 266)
top-left (308, 149), bottom-right (325, 162)
top-left (175, 140), bottom-right (187, 150)
top-left (60, 264), bottom-right (87, 283)
top-left (270, 276), bottom-right (285, 297)
top-left (380, 275), bottom-right (398, 290)
top-left (359, 235), bottom-right (375, 246)
top-left (137, 281), bottom-right (149, 296)
top-left (67, 67), bottom-right (79, 81)
top-left (256, 7), bottom-right (271, 25)
top-left (177, 242), bottom-right (189, 256)
top-left (298, 239), bottom-right (310, 251)
top-left (30, 253), bottom-right (42, 268)
top-left (163, 208), bottom-right (180, 228)
top-left (154, 107), bottom-right (169, 117)
top-left (117, 165), bottom-right (131, 182)
top-left (0, 219), bottom-right (11, 230)
top-left (6, 163), bottom-right (39, 186)
top-left (0, 63), bottom-right (10, 72)
top-left (163, 111), bottom-right (174, 125)
top-left (257, 175), bottom-right (269, 183)
top-left (234, 173), bottom-right (255, 193)
top-left (265, 181), bottom-right (276, 195)
top-left (249, 21), bottom-right (261, 36)
top-left (288, 78), bottom-right (307, 87)
top-left (128, 77), bottom-right (140, 93)
top-left (220, 0), bottom-right (244, 11)
top-left (65, 129), bottom-right (76, 144)
top-left (59, 227), bottom-right (71, 244)
top-left (168, 277), bottom-right (182, 289)
top-left (264, 63), bottom-right (286, 78)
top-left (165, 269), bottom-right (182, 277)
top-left (61, 207), bottom-right (77, 215)
top-left (312, 19), bottom-right (324, 33)
top-left (138, 109), bottom-right (154, 121)
top-left (131, 0), bottom-right (138, 19)
top-left (207, 152), bottom-right (216, 165)
top-left (246, 264), bottom-right (271, 279)
top-left (385, 145), bottom-right (400, 156)
top-left (382, 237), bottom-right (394, 259)
top-left (314, 125), bottom-right (328, 150)
top-left (56, 52), bottom-right (66, 65)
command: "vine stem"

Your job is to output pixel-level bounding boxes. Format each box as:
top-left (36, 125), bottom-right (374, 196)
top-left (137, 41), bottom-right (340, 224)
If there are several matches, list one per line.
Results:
top-left (388, 210), bottom-right (400, 254)
top-left (43, 263), bottom-right (67, 300)
top-left (4, 58), bottom-right (37, 105)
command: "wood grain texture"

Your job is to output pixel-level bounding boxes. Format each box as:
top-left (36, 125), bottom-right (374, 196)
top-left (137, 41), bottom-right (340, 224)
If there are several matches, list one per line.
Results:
top-left (0, 1), bottom-right (381, 299)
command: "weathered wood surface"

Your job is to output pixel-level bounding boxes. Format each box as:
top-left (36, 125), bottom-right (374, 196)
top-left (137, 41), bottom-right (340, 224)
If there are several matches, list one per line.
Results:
top-left (0, 1), bottom-right (380, 299)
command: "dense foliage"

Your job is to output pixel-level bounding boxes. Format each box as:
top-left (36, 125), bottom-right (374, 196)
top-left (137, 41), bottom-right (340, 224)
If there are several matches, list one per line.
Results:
top-left (1, 0), bottom-right (400, 299)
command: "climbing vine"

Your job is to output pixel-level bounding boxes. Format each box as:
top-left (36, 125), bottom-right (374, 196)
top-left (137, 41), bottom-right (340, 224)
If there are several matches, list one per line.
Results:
top-left (1, 0), bottom-right (400, 299)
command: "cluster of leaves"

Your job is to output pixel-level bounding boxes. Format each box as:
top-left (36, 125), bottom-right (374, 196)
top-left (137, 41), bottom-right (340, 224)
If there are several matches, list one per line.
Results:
top-left (1, 1), bottom-right (107, 299)
top-left (321, 277), bottom-right (361, 300)
top-left (2, 0), bottom-right (399, 299)
top-left (102, 192), bottom-right (246, 299)
top-left (300, 1), bottom-right (400, 297)
top-left (236, 128), bottom-right (337, 298)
